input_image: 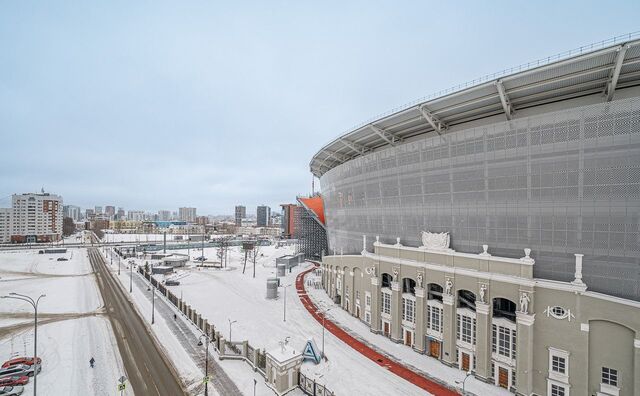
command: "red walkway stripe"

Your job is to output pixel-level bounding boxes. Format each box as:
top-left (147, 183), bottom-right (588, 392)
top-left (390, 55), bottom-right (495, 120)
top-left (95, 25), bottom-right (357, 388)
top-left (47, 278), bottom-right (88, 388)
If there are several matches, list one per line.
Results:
top-left (296, 265), bottom-right (459, 396)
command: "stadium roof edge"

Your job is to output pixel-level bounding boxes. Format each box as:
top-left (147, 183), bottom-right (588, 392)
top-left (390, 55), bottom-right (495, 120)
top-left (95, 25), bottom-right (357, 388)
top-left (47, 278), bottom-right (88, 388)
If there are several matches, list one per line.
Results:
top-left (310, 34), bottom-right (640, 178)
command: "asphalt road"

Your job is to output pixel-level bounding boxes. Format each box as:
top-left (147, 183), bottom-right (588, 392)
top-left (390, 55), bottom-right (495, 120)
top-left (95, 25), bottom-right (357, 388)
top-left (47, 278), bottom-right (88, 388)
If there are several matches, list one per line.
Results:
top-left (88, 248), bottom-right (186, 396)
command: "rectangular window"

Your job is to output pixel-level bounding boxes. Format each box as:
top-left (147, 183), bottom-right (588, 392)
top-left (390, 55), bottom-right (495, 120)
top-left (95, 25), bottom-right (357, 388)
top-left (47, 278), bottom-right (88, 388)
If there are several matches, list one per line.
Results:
top-left (492, 324), bottom-right (497, 353)
top-left (381, 292), bottom-right (391, 315)
top-left (602, 367), bottom-right (618, 386)
top-left (552, 355), bottom-right (566, 374)
top-left (356, 290), bottom-right (360, 300)
top-left (403, 298), bottom-right (415, 322)
top-left (428, 305), bottom-right (442, 332)
top-left (550, 384), bottom-right (566, 396)
top-left (365, 311), bottom-right (371, 324)
top-left (365, 293), bottom-right (371, 308)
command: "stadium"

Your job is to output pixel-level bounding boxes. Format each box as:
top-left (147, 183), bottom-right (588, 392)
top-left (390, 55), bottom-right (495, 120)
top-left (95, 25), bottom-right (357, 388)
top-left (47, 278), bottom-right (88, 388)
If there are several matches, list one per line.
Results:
top-left (310, 34), bottom-right (640, 395)
top-left (311, 34), bottom-right (640, 302)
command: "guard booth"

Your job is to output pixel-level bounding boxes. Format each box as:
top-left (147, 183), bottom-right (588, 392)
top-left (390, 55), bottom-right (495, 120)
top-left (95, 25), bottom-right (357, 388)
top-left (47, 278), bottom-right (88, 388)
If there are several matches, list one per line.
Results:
top-left (265, 343), bottom-right (303, 395)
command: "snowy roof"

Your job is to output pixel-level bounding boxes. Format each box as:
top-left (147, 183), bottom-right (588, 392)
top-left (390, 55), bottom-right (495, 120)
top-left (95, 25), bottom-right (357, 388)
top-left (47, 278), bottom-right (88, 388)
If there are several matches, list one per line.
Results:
top-left (267, 343), bottom-right (302, 364)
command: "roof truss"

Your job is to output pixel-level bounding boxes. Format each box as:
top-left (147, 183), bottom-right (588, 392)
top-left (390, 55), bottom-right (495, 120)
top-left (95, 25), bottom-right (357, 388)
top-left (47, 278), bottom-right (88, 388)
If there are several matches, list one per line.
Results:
top-left (418, 105), bottom-right (447, 134)
top-left (369, 124), bottom-right (402, 146)
top-left (496, 79), bottom-right (514, 120)
top-left (605, 44), bottom-right (629, 101)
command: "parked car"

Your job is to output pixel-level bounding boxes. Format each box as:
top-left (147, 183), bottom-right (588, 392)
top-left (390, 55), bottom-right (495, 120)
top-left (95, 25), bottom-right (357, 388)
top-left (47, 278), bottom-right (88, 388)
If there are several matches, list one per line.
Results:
top-left (165, 280), bottom-right (180, 286)
top-left (56, 257), bottom-right (68, 261)
top-left (0, 385), bottom-right (24, 395)
top-left (0, 377), bottom-right (28, 387)
top-left (194, 256), bottom-right (207, 261)
top-left (0, 364), bottom-right (41, 379)
top-left (2, 357), bottom-right (41, 369)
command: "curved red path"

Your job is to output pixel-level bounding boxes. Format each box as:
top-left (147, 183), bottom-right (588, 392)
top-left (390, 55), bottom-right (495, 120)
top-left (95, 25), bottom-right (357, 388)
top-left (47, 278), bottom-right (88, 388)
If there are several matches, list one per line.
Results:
top-left (296, 265), bottom-right (458, 396)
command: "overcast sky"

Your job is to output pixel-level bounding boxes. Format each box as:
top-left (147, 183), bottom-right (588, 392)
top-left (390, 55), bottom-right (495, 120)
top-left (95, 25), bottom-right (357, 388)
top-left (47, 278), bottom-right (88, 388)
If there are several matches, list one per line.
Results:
top-left (1, 1), bottom-right (639, 215)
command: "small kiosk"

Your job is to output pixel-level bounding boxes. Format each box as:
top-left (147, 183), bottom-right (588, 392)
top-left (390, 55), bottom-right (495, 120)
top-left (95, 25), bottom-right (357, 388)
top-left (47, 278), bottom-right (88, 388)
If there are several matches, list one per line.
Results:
top-left (265, 341), bottom-right (303, 395)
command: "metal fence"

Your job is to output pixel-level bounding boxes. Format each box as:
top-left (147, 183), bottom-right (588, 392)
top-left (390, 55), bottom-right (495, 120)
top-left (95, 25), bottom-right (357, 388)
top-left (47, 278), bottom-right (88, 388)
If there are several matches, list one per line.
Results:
top-left (299, 372), bottom-right (334, 396)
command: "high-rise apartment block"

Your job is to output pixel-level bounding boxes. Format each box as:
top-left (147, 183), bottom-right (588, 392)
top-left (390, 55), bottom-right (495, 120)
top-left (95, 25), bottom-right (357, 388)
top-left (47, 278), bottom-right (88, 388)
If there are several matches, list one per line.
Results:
top-left (235, 205), bottom-right (246, 226)
top-left (0, 208), bottom-right (11, 243)
top-left (256, 205), bottom-right (271, 227)
top-left (9, 192), bottom-right (63, 243)
top-left (158, 210), bottom-right (171, 221)
top-left (178, 207), bottom-right (197, 222)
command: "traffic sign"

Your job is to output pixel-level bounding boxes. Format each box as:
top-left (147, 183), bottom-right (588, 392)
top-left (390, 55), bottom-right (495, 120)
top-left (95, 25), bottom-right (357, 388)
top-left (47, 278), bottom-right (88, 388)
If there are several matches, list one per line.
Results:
top-left (118, 376), bottom-right (127, 384)
top-left (203, 375), bottom-right (211, 384)
top-left (117, 383), bottom-right (126, 391)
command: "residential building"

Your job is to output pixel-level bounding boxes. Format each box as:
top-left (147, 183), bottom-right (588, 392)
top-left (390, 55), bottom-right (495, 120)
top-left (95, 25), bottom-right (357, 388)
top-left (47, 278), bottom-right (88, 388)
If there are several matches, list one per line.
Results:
top-left (178, 207), bottom-right (197, 222)
top-left (63, 205), bottom-right (81, 221)
top-left (11, 192), bottom-right (63, 243)
top-left (257, 205), bottom-right (271, 227)
top-left (158, 210), bottom-right (171, 221)
top-left (105, 205), bottom-right (116, 218)
top-left (127, 210), bottom-right (144, 222)
top-left (94, 206), bottom-right (103, 215)
top-left (235, 205), bottom-right (246, 227)
top-left (85, 208), bottom-right (95, 219)
top-left (280, 204), bottom-right (297, 239)
top-left (116, 207), bottom-right (125, 220)
top-left (0, 208), bottom-right (11, 243)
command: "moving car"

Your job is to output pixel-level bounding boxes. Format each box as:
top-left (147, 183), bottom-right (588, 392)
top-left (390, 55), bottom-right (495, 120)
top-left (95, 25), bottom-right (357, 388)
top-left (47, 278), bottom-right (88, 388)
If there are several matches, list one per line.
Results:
top-left (2, 357), bottom-right (41, 369)
top-left (0, 377), bottom-right (28, 387)
top-left (0, 364), bottom-right (41, 379)
top-left (194, 256), bottom-right (207, 261)
top-left (56, 257), bottom-right (68, 261)
top-left (0, 385), bottom-right (24, 395)
top-left (165, 280), bottom-right (180, 286)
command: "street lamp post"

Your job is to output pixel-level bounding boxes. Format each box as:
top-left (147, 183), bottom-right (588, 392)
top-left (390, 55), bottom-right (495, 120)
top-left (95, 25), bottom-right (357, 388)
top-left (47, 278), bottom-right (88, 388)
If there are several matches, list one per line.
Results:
top-left (197, 334), bottom-right (211, 396)
top-left (316, 306), bottom-right (332, 360)
top-left (151, 283), bottom-right (155, 324)
top-left (1, 293), bottom-right (45, 396)
top-left (129, 259), bottom-right (133, 293)
top-left (228, 318), bottom-right (237, 341)
top-left (455, 371), bottom-right (473, 395)
top-left (281, 283), bottom-right (292, 322)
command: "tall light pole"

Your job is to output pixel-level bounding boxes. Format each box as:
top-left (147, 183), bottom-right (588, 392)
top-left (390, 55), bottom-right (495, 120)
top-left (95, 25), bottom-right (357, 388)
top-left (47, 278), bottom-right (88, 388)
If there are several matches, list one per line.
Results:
top-left (129, 259), bottom-right (133, 293)
top-left (198, 334), bottom-right (211, 396)
top-left (228, 318), bottom-right (237, 341)
top-left (151, 283), bottom-right (155, 324)
top-left (281, 283), bottom-right (292, 322)
top-left (316, 306), bottom-right (332, 360)
top-left (1, 293), bottom-right (45, 396)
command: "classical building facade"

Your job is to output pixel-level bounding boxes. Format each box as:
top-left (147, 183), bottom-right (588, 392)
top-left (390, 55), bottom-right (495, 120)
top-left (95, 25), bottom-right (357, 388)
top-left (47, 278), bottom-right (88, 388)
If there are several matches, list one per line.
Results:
top-left (320, 234), bottom-right (640, 396)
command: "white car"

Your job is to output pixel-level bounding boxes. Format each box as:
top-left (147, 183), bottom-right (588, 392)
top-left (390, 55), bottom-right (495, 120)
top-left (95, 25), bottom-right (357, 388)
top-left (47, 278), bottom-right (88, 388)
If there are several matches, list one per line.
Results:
top-left (0, 386), bottom-right (24, 396)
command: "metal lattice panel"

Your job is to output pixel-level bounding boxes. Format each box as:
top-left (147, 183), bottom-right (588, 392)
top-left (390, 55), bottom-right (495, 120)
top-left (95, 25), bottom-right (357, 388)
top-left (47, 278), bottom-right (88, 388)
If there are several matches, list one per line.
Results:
top-left (321, 96), bottom-right (640, 301)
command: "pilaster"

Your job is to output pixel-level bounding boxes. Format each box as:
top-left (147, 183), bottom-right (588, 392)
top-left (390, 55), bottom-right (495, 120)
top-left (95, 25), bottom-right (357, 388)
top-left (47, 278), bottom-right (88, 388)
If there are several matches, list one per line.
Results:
top-left (515, 312), bottom-right (535, 395)
top-left (391, 281), bottom-right (402, 342)
top-left (635, 339), bottom-right (640, 394)
top-left (475, 302), bottom-right (491, 381)
top-left (370, 277), bottom-right (381, 333)
top-left (414, 287), bottom-right (426, 353)
top-left (442, 293), bottom-right (456, 365)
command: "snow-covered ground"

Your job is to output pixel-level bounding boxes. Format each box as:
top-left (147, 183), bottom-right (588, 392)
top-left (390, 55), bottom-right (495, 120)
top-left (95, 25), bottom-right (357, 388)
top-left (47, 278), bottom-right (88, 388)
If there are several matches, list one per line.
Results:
top-left (119, 243), bottom-right (429, 396)
top-left (0, 248), bottom-right (131, 395)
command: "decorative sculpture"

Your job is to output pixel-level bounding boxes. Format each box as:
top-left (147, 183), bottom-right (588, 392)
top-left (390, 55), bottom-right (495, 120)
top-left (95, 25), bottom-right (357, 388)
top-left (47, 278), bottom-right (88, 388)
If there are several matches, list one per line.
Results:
top-left (479, 284), bottom-right (487, 303)
top-left (519, 292), bottom-right (530, 314)
top-left (445, 278), bottom-right (453, 295)
top-left (392, 268), bottom-right (399, 283)
top-left (416, 273), bottom-right (423, 288)
top-left (421, 231), bottom-right (450, 250)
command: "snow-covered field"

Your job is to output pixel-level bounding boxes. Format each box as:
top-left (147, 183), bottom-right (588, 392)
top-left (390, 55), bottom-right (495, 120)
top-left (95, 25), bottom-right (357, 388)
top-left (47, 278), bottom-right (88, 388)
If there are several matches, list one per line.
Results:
top-left (121, 243), bottom-right (429, 396)
top-left (0, 248), bottom-right (131, 395)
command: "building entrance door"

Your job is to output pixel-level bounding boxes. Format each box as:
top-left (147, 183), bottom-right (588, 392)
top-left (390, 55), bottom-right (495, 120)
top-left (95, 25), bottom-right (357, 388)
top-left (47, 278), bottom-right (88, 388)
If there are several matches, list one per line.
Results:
top-left (356, 306), bottom-right (360, 318)
top-left (404, 330), bottom-right (412, 346)
top-left (383, 322), bottom-right (390, 337)
top-left (461, 352), bottom-right (470, 372)
top-left (498, 367), bottom-right (509, 388)
top-left (429, 340), bottom-right (440, 358)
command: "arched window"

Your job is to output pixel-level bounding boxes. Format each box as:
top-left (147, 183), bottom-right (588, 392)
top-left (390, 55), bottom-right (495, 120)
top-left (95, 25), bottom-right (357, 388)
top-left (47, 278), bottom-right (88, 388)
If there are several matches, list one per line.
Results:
top-left (381, 273), bottom-right (392, 288)
top-left (402, 278), bottom-right (416, 294)
top-left (427, 283), bottom-right (443, 301)
top-left (457, 290), bottom-right (476, 311)
top-left (492, 297), bottom-right (516, 322)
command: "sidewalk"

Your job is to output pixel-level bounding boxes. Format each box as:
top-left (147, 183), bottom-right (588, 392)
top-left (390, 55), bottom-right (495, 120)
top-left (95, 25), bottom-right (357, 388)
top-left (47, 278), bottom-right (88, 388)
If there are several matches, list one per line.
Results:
top-left (295, 265), bottom-right (459, 396)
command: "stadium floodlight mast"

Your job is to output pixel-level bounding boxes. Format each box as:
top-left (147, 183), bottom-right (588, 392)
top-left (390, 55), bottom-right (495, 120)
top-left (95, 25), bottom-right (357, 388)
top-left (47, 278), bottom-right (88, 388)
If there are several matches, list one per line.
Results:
top-left (1, 293), bottom-right (45, 396)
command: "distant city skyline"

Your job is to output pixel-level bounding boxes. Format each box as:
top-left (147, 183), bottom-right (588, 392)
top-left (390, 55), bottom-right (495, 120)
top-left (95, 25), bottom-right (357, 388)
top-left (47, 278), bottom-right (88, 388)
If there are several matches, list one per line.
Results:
top-left (1, 2), bottom-right (639, 213)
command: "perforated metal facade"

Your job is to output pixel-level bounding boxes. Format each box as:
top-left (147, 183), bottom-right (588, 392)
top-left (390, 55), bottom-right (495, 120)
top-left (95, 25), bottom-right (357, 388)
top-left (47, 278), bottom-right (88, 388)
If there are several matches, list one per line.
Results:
top-left (321, 96), bottom-right (640, 301)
